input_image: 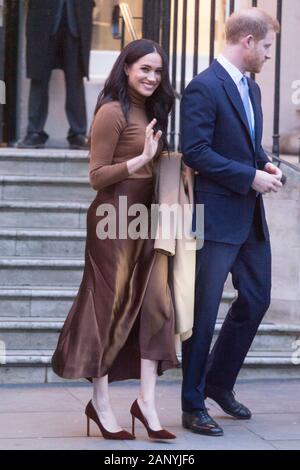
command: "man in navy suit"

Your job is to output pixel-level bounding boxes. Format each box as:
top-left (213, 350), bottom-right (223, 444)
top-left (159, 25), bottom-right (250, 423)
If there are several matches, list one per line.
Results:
top-left (19, 0), bottom-right (94, 149)
top-left (181, 8), bottom-right (282, 436)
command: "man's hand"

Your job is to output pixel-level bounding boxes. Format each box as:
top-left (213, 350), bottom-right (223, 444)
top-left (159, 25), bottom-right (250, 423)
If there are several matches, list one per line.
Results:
top-left (251, 169), bottom-right (283, 194)
top-left (264, 162), bottom-right (283, 181)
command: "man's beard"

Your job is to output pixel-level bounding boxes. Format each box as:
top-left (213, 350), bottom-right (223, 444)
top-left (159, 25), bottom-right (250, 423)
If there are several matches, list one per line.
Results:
top-left (247, 58), bottom-right (264, 74)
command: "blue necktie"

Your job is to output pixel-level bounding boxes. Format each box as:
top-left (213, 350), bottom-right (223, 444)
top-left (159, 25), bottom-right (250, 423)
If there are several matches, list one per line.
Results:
top-left (240, 76), bottom-right (255, 148)
top-left (240, 76), bottom-right (259, 196)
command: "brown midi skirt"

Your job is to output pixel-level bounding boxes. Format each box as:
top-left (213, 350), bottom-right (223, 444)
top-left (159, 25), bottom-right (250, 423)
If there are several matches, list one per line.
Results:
top-left (51, 178), bottom-right (178, 382)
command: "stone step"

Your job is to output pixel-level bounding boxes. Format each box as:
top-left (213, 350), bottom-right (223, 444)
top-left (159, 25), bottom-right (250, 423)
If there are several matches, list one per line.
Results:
top-left (215, 323), bottom-right (300, 352)
top-left (0, 258), bottom-right (84, 287)
top-left (0, 256), bottom-right (236, 309)
top-left (0, 149), bottom-right (89, 176)
top-left (1, 349), bottom-right (299, 384)
top-left (0, 201), bottom-right (88, 228)
top-left (217, 291), bottom-right (235, 319)
top-left (0, 350), bottom-right (57, 384)
top-left (0, 176), bottom-right (94, 202)
top-left (0, 318), bottom-right (61, 350)
top-left (167, 351), bottom-right (300, 382)
top-left (0, 229), bottom-right (86, 258)
top-left (0, 287), bottom-right (77, 317)
top-left (1, 317), bottom-right (299, 353)
top-left (0, 286), bottom-right (233, 319)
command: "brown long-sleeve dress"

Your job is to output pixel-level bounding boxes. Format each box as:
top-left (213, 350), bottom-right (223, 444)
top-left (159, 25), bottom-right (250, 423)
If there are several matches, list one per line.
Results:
top-left (51, 89), bottom-right (178, 382)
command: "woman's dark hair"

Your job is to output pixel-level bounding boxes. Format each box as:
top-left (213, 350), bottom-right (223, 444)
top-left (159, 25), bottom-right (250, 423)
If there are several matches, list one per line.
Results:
top-left (91, 38), bottom-right (174, 150)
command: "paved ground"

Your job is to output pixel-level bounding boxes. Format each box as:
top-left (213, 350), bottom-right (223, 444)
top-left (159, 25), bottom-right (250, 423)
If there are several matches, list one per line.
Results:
top-left (280, 154), bottom-right (300, 168)
top-left (0, 378), bottom-right (300, 450)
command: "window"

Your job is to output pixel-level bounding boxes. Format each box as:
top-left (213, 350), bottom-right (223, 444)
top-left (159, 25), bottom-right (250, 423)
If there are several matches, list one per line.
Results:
top-left (92, 0), bottom-right (143, 51)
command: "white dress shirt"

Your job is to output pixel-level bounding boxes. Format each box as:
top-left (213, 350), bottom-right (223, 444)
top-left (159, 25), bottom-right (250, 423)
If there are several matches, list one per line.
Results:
top-left (217, 54), bottom-right (255, 132)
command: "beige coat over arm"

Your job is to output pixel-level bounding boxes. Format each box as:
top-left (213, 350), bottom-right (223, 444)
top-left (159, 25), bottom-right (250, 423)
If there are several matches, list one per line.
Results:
top-left (154, 152), bottom-right (196, 343)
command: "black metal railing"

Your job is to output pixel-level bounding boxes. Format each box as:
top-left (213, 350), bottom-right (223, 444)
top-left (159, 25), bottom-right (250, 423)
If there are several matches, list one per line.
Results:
top-left (271, 153), bottom-right (300, 173)
top-left (193, 0), bottom-right (200, 77)
top-left (0, 0), bottom-right (19, 144)
top-left (0, 0), bottom-right (5, 143)
top-left (169, 0), bottom-right (178, 151)
top-left (272, 0), bottom-right (282, 158)
top-left (112, 4), bottom-right (141, 48)
top-left (209, 0), bottom-right (216, 65)
top-left (113, 1), bottom-right (286, 162)
top-left (140, 0), bottom-right (285, 158)
top-left (226, 0), bottom-right (283, 159)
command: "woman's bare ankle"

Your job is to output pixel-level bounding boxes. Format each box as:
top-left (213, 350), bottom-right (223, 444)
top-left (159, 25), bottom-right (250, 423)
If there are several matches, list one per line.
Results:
top-left (92, 398), bottom-right (122, 432)
top-left (92, 397), bottom-right (110, 412)
top-left (137, 396), bottom-right (162, 431)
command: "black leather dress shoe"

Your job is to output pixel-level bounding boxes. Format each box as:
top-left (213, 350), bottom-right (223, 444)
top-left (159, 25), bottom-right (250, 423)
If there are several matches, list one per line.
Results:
top-left (182, 409), bottom-right (223, 436)
top-left (67, 134), bottom-right (89, 150)
top-left (18, 131), bottom-right (48, 148)
top-left (205, 384), bottom-right (252, 420)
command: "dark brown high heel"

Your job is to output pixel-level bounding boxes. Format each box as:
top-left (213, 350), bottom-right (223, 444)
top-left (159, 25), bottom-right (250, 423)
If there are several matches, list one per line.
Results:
top-left (130, 399), bottom-right (176, 439)
top-left (85, 400), bottom-right (135, 440)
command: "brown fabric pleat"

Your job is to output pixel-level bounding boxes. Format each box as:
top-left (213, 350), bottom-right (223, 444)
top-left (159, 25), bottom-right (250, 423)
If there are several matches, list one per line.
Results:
top-left (52, 178), bottom-right (178, 382)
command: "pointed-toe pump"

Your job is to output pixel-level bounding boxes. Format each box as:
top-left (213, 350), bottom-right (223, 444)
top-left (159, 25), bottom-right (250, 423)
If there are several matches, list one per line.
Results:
top-left (85, 400), bottom-right (135, 440)
top-left (130, 399), bottom-right (176, 440)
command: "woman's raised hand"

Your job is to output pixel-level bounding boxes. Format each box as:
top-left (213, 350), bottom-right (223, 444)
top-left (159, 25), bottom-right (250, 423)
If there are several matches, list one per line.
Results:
top-left (142, 119), bottom-right (162, 162)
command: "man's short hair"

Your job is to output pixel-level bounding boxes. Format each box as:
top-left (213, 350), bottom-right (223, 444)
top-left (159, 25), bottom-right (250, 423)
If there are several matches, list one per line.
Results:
top-left (226, 8), bottom-right (280, 44)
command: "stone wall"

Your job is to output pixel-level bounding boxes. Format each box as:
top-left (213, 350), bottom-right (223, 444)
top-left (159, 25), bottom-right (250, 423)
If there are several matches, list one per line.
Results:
top-left (15, 0), bottom-right (300, 149)
top-left (264, 164), bottom-right (300, 324)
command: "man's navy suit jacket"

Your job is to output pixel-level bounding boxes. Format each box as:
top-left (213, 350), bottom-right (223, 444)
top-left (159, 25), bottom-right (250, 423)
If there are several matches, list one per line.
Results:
top-left (181, 59), bottom-right (270, 245)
